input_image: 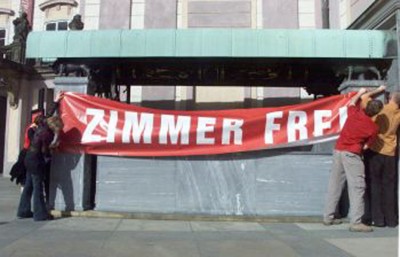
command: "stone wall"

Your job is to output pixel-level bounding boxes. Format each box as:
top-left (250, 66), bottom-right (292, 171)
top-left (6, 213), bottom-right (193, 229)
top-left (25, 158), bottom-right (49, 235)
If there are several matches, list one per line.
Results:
top-left (95, 151), bottom-right (333, 216)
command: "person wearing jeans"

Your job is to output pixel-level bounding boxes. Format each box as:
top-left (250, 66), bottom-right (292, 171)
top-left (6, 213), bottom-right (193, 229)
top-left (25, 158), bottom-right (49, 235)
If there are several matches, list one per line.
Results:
top-left (17, 158), bottom-right (48, 220)
top-left (17, 116), bottom-right (64, 221)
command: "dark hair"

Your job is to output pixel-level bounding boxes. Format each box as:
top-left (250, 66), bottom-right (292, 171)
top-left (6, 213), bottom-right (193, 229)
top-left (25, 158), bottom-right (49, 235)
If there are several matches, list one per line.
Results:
top-left (365, 99), bottom-right (383, 117)
top-left (46, 116), bottom-right (64, 132)
top-left (33, 114), bottom-right (45, 125)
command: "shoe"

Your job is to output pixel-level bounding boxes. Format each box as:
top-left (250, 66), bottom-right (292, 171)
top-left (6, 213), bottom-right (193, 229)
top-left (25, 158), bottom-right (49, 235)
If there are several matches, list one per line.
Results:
top-left (34, 217), bottom-right (50, 222)
top-left (34, 214), bottom-right (52, 222)
top-left (34, 215), bottom-right (55, 222)
top-left (17, 215), bottom-right (32, 219)
top-left (17, 212), bottom-right (33, 219)
top-left (386, 223), bottom-right (398, 228)
top-left (349, 223), bottom-right (373, 232)
top-left (371, 222), bottom-right (385, 227)
top-left (323, 219), bottom-right (342, 226)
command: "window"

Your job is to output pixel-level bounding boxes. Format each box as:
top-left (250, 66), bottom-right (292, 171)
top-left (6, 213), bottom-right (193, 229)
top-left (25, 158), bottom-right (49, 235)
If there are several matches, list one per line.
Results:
top-left (45, 21), bottom-right (68, 31)
top-left (0, 29), bottom-right (6, 46)
top-left (45, 23), bottom-right (56, 30)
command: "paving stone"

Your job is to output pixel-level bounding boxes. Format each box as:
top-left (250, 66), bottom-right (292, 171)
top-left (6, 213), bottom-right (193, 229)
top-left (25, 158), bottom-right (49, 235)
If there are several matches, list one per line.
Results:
top-left (327, 237), bottom-right (398, 257)
top-left (0, 177), bottom-right (397, 257)
top-left (116, 219), bottom-right (192, 232)
top-left (190, 221), bottom-right (266, 231)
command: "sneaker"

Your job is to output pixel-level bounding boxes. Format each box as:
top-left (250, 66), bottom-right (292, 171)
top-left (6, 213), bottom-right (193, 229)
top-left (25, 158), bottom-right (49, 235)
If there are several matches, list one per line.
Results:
top-left (323, 219), bottom-right (342, 226)
top-left (349, 223), bottom-right (373, 232)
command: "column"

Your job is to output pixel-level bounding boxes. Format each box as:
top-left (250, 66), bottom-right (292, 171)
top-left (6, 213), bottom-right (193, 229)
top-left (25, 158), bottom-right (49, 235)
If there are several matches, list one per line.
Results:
top-left (49, 77), bottom-right (95, 211)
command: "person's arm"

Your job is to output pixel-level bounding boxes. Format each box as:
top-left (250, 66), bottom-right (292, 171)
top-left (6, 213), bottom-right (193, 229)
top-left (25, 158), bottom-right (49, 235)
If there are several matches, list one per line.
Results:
top-left (27, 126), bottom-right (36, 141)
top-left (349, 87), bottom-right (367, 106)
top-left (46, 92), bottom-right (64, 117)
top-left (49, 132), bottom-right (60, 149)
top-left (360, 85), bottom-right (386, 102)
top-left (364, 130), bottom-right (378, 151)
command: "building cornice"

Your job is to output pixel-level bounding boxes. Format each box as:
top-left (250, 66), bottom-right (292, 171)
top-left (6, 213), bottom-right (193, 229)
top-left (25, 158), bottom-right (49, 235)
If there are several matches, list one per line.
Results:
top-left (0, 8), bottom-right (15, 16)
top-left (39, 0), bottom-right (78, 11)
top-left (348, 0), bottom-right (400, 29)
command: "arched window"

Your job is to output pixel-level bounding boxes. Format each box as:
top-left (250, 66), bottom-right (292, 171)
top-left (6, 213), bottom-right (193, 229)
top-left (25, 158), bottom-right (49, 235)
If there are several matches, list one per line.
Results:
top-left (39, 0), bottom-right (78, 21)
top-left (39, 0), bottom-right (78, 12)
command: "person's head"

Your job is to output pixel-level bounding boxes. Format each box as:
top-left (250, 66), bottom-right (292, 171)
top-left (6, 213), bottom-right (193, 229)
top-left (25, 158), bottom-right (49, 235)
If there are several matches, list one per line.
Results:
top-left (46, 116), bottom-right (64, 133)
top-left (33, 114), bottom-right (45, 125)
top-left (389, 92), bottom-right (400, 107)
top-left (365, 99), bottom-right (383, 117)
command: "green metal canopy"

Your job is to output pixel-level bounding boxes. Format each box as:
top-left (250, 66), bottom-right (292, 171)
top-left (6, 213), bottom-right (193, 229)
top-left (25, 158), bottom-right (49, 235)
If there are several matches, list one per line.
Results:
top-left (26, 29), bottom-right (396, 59)
top-left (25, 29), bottom-right (396, 96)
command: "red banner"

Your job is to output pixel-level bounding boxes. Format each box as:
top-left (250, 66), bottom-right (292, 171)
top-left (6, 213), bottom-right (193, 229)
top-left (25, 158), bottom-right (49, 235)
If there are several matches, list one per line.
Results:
top-left (58, 92), bottom-right (355, 156)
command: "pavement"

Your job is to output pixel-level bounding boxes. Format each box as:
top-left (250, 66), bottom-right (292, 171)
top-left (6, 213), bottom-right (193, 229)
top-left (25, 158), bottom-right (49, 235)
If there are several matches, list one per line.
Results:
top-left (0, 176), bottom-right (398, 257)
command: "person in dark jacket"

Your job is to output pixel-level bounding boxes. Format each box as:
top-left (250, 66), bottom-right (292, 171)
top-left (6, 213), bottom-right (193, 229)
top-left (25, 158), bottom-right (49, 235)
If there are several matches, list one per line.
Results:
top-left (16, 115), bottom-right (64, 221)
top-left (9, 113), bottom-right (44, 186)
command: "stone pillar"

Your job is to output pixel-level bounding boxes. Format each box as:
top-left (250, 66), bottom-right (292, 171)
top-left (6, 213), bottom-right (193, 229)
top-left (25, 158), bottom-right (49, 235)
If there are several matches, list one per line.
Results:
top-left (49, 77), bottom-right (95, 211)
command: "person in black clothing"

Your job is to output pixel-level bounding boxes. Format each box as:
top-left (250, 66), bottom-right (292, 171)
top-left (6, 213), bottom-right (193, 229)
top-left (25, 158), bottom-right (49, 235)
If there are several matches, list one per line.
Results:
top-left (9, 114), bottom-right (45, 186)
top-left (16, 113), bottom-right (64, 221)
top-left (17, 116), bottom-right (63, 221)
top-left (11, 94), bottom-right (62, 188)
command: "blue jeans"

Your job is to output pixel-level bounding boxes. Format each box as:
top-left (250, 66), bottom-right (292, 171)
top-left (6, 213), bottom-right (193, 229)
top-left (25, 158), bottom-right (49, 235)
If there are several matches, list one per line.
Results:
top-left (17, 156), bottom-right (48, 221)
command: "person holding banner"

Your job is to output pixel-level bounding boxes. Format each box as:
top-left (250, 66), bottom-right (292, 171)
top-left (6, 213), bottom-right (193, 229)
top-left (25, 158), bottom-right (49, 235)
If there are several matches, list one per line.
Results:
top-left (16, 93), bottom-right (64, 221)
top-left (361, 86), bottom-right (400, 228)
top-left (323, 88), bottom-right (383, 232)
top-left (9, 112), bottom-right (44, 186)
top-left (16, 115), bottom-right (64, 221)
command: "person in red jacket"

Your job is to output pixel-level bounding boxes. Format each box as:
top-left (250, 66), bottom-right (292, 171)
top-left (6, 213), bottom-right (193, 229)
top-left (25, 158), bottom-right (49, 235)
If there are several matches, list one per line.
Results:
top-left (10, 92), bottom-right (63, 186)
top-left (323, 88), bottom-right (383, 232)
top-left (10, 113), bottom-right (44, 185)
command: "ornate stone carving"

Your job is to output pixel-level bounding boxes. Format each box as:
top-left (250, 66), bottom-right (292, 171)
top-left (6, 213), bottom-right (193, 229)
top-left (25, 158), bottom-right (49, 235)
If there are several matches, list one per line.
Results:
top-left (0, 12), bottom-right (30, 64)
top-left (68, 14), bottom-right (84, 30)
top-left (13, 12), bottom-right (30, 43)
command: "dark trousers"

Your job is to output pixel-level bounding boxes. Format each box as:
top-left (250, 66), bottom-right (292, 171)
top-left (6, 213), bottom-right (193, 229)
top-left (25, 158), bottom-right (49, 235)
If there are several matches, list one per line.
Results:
top-left (17, 155), bottom-right (48, 221)
top-left (364, 150), bottom-right (398, 226)
top-left (44, 161), bottom-right (51, 204)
